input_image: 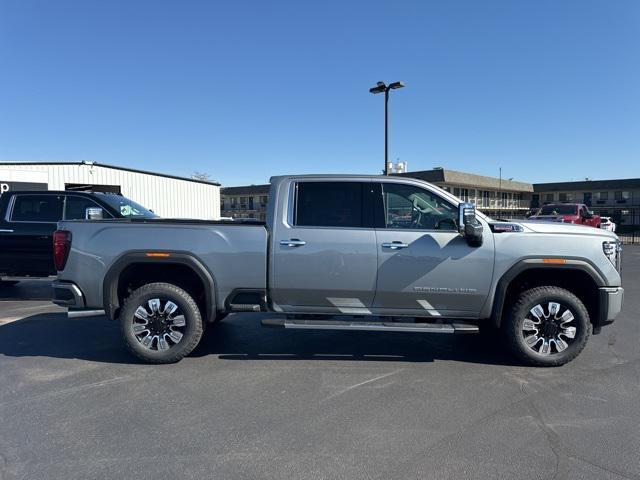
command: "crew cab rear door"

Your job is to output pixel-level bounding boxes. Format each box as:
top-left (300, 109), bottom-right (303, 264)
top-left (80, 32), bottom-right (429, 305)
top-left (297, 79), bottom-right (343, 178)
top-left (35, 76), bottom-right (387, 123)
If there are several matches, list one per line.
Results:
top-left (269, 179), bottom-right (378, 314)
top-left (372, 180), bottom-right (495, 318)
top-left (0, 193), bottom-right (63, 276)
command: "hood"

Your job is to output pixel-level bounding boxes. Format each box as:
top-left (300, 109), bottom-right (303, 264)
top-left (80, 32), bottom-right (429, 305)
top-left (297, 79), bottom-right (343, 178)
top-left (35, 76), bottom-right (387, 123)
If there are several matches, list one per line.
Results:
top-left (517, 220), bottom-right (617, 239)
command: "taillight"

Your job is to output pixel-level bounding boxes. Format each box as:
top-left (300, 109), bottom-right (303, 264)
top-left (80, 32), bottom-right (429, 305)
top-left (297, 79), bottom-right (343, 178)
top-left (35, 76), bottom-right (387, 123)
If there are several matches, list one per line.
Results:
top-left (53, 230), bottom-right (72, 271)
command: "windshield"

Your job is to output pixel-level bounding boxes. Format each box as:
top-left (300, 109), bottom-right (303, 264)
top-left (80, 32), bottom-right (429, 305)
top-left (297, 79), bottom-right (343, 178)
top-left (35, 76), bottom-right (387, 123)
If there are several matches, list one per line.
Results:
top-left (98, 194), bottom-right (157, 218)
top-left (540, 205), bottom-right (577, 215)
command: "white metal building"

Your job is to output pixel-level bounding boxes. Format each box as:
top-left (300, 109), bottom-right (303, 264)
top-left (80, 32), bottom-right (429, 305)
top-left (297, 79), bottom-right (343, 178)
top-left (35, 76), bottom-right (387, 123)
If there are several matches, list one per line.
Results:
top-left (0, 161), bottom-right (221, 219)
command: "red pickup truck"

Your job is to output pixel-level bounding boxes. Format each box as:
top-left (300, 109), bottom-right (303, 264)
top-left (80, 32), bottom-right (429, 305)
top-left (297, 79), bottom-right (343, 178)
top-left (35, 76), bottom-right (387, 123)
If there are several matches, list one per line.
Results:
top-left (529, 203), bottom-right (601, 227)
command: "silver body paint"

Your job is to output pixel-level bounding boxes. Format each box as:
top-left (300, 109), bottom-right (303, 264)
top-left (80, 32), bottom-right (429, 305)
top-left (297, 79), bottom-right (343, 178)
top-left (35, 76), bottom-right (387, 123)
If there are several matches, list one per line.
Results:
top-left (57, 174), bottom-right (622, 321)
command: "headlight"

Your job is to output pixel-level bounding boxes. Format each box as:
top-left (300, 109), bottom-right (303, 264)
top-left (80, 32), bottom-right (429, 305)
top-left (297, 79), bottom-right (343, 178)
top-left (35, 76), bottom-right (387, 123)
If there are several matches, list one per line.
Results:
top-left (603, 240), bottom-right (622, 271)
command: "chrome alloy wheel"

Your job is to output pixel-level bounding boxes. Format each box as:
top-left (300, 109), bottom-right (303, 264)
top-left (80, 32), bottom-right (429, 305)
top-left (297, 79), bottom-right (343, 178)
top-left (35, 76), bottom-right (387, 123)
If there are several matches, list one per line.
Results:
top-left (131, 298), bottom-right (186, 351)
top-left (522, 302), bottom-right (577, 356)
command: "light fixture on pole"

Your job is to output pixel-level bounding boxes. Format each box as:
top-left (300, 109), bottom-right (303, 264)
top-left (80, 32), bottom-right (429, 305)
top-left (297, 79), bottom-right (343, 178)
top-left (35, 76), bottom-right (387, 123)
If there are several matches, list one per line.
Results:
top-left (369, 81), bottom-right (405, 175)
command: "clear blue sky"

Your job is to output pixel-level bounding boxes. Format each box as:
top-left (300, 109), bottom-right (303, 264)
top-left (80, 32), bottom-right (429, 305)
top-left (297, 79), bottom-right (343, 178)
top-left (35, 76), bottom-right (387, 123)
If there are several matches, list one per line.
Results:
top-left (1, 0), bottom-right (638, 186)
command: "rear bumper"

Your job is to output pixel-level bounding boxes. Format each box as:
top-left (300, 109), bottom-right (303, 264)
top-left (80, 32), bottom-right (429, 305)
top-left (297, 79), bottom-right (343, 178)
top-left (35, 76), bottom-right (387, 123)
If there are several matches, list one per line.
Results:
top-left (597, 286), bottom-right (624, 329)
top-left (52, 280), bottom-right (85, 308)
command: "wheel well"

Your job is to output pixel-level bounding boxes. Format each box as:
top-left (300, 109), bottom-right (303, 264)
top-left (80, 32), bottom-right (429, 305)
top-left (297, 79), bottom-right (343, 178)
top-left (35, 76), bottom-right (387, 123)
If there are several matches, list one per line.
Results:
top-left (115, 263), bottom-right (209, 321)
top-left (499, 268), bottom-right (599, 328)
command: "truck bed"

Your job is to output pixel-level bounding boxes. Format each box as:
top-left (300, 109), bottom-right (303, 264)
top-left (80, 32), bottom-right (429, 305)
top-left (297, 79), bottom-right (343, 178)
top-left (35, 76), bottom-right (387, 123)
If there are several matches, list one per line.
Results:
top-left (57, 218), bottom-right (269, 311)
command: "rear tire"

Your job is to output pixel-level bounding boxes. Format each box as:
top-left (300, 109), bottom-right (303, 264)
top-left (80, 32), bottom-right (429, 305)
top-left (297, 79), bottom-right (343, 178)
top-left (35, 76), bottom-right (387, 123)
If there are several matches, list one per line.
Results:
top-left (120, 282), bottom-right (204, 364)
top-left (503, 286), bottom-right (591, 367)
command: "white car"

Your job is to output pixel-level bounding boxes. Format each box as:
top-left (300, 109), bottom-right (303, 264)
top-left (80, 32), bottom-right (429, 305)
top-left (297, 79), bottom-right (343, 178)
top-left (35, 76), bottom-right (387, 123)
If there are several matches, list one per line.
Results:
top-left (600, 217), bottom-right (616, 232)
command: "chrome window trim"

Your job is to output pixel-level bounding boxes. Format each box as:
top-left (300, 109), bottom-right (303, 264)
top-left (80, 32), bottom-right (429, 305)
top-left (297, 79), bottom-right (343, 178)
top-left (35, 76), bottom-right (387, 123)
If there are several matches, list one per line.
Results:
top-left (287, 179), bottom-right (374, 231)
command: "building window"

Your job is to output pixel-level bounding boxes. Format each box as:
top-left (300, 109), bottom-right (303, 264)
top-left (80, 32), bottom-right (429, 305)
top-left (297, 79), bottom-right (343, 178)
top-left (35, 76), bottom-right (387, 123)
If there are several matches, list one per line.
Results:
top-left (615, 191), bottom-right (630, 202)
top-left (595, 192), bottom-right (608, 202)
top-left (559, 193), bottom-right (574, 202)
top-left (544, 193), bottom-right (554, 203)
top-left (260, 195), bottom-right (268, 207)
top-left (460, 188), bottom-right (469, 202)
top-left (248, 197), bottom-right (254, 210)
top-left (482, 190), bottom-right (490, 208)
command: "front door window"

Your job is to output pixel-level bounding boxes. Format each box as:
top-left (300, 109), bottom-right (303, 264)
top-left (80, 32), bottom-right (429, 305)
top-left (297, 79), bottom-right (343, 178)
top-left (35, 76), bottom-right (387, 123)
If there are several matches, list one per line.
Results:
top-left (382, 182), bottom-right (458, 231)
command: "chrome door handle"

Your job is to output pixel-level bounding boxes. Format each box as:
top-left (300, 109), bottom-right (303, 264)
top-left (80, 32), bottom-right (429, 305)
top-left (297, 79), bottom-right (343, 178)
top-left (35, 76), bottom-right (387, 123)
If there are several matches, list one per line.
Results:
top-left (0, 229), bottom-right (14, 233)
top-left (280, 239), bottom-right (306, 247)
top-left (382, 242), bottom-right (409, 250)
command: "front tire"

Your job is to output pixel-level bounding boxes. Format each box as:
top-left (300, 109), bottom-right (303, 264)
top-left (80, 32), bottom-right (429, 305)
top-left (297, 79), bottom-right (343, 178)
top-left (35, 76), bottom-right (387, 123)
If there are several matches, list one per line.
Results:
top-left (120, 282), bottom-right (204, 364)
top-left (503, 286), bottom-right (591, 367)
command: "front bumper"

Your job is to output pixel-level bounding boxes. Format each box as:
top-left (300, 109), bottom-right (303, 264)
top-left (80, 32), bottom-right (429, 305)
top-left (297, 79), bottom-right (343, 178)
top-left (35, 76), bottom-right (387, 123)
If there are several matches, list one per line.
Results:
top-left (596, 286), bottom-right (624, 329)
top-left (52, 280), bottom-right (85, 308)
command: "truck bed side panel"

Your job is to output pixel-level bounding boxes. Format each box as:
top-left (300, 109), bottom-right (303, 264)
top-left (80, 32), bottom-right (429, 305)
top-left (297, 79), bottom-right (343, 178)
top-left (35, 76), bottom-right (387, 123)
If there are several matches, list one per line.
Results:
top-left (57, 221), bottom-right (268, 310)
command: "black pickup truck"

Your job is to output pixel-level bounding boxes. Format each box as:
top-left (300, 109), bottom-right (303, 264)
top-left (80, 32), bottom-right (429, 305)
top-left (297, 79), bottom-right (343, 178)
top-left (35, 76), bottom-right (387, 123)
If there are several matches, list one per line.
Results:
top-left (0, 190), bottom-right (155, 284)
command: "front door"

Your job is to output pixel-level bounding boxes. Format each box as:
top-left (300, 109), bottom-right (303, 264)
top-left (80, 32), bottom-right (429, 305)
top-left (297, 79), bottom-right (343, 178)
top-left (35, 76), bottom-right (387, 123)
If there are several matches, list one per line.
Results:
top-left (373, 181), bottom-right (495, 318)
top-left (270, 180), bottom-right (378, 314)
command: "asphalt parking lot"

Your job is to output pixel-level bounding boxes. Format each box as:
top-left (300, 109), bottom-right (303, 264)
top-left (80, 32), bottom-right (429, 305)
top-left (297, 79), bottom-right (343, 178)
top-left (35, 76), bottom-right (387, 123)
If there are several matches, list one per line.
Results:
top-left (1, 250), bottom-right (639, 480)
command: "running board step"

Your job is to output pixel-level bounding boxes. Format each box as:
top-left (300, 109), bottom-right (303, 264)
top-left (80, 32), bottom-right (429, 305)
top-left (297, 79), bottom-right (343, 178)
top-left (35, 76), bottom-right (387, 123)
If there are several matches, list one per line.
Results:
top-left (261, 318), bottom-right (479, 334)
top-left (230, 304), bottom-right (262, 312)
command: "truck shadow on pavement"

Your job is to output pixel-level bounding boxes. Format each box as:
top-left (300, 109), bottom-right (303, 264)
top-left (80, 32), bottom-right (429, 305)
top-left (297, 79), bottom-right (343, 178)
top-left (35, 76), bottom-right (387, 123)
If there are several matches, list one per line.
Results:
top-left (0, 312), bottom-right (519, 366)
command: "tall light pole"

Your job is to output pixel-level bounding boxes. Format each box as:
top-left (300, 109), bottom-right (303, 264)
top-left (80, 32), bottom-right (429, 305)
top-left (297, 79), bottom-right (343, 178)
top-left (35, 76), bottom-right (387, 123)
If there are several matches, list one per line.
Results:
top-left (369, 81), bottom-right (405, 175)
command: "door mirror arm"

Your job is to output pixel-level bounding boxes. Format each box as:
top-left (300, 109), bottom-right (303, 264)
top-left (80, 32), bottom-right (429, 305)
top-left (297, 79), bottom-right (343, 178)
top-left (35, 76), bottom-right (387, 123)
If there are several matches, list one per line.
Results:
top-left (458, 202), bottom-right (483, 247)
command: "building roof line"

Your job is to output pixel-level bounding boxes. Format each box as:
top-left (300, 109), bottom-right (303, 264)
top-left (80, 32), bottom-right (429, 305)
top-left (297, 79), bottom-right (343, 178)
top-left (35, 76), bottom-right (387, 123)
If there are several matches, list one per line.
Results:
top-left (0, 161), bottom-right (221, 186)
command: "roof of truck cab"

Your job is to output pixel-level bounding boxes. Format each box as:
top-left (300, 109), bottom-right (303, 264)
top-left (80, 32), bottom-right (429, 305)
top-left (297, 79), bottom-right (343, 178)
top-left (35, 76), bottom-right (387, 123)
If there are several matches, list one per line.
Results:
top-left (4, 190), bottom-right (122, 196)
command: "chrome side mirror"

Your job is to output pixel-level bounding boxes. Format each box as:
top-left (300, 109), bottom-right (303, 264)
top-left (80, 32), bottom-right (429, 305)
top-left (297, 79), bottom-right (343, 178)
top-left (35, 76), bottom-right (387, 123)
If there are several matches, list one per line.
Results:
top-left (458, 202), bottom-right (483, 247)
top-left (85, 207), bottom-right (104, 220)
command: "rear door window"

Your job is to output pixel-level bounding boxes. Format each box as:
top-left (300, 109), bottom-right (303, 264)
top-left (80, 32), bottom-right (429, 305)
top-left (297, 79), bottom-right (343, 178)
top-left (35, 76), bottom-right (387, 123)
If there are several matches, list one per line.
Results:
top-left (295, 182), bottom-right (365, 228)
top-left (10, 195), bottom-right (63, 222)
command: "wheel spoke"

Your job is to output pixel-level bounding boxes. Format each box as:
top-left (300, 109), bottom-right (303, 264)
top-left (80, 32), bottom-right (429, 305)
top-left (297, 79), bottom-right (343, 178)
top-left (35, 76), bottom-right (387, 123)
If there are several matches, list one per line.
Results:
top-left (170, 315), bottom-right (186, 327)
top-left (560, 309), bottom-right (574, 326)
top-left (561, 326), bottom-right (576, 339)
top-left (530, 304), bottom-right (545, 320)
top-left (134, 306), bottom-right (149, 321)
top-left (148, 299), bottom-right (161, 313)
top-left (553, 337), bottom-right (568, 352)
top-left (132, 324), bottom-right (149, 334)
top-left (158, 335), bottom-right (169, 351)
top-left (540, 339), bottom-right (551, 355)
top-left (523, 318), bottom-right (539, 331)
top-left (163, 301), bottom-right (178, 316)
top-left (141, 334), bottom-right (155, 348)
top-left (525, 334), bottom-right (540, 347)
top-left (168, 330), bottom-right (183, 343)
top-left (548, 302), bottom-right (560, 318)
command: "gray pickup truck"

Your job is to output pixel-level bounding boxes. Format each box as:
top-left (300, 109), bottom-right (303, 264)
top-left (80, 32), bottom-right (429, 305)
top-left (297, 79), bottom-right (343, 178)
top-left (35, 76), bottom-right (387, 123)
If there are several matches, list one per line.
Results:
top-left (52, 175), bottom-right (624, 366)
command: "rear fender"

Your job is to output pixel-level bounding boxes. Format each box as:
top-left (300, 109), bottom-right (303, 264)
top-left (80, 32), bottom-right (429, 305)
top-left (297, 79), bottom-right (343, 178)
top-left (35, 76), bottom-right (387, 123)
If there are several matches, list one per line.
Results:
top-left (102, 251), bottom-right (217, 322)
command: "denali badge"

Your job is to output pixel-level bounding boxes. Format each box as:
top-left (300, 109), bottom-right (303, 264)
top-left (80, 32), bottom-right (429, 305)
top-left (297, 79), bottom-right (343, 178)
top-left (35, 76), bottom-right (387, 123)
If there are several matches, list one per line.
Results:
top-left (413, 287), bottom-right (478, 294)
